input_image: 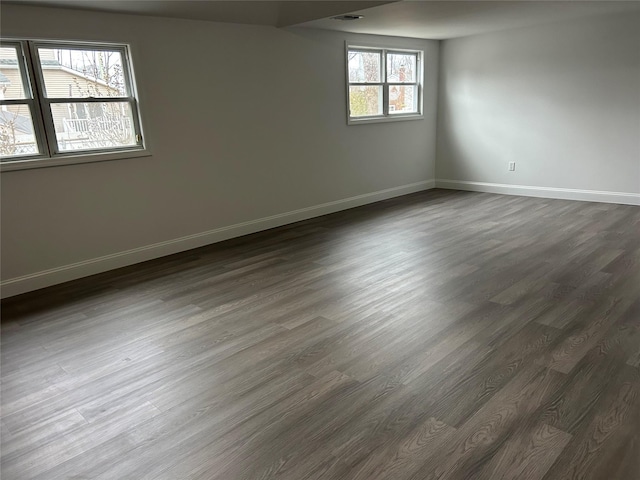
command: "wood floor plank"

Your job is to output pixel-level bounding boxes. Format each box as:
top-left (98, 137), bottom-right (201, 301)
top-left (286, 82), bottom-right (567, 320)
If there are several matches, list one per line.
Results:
top-left (538, 344), bottom-right (633, 435)
top-left (541, 365), bottom-right (640, 480)
top-left (348, 417), bottom-right (457, 480)
top-left (547, 295), bottom-right (636, 374)
top-left (474, 423), bottom-right (572, 480)
top-left (407, 364), bottom-right (566, 480)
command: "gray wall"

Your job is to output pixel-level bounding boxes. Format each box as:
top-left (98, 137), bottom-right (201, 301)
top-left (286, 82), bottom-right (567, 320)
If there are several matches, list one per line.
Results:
top-left (0, 5), bottom-right (439, 294)
top-left (437, 11), bottom-right (640, 194)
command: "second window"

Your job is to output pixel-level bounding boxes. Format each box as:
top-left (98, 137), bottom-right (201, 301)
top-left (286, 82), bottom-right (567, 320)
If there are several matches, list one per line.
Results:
top-left (347, 46), bottom-right (422, 123)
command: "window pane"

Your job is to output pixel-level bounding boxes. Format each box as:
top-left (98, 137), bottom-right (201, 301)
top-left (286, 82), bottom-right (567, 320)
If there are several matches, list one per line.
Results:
top-left (389, 85), bottom-right (418, 114)
top-left (51, 101), bottom-right (137, 152)
top-left (387, 53), bottom-right (417, 83)
top-left (0, 104), bottom-right (39, 158)
top-left (0, 46), bottom-right (27, 99)
top-left (349, 85), bottom-right (383, 117)
top-left (38, 47), bottom-right (128, 98)
top-left (348, 50), bottom-right (381, 83)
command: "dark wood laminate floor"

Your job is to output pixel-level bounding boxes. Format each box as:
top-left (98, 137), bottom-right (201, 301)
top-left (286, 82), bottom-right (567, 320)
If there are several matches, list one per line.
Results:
top-left (1, 189), bottom-right (639, 480)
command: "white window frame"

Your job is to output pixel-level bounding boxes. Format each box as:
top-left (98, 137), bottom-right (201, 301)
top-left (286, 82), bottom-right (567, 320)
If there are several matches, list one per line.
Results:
top-left (0, 39), bottom-right (148, 171)
top-left (346, 43), bottom-right (424, 125)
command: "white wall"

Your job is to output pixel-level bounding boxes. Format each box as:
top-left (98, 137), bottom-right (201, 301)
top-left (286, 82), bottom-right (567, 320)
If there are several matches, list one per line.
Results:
top-left (436, 12), bottom-right (640, 199)
top-left (0, 5), bottom-right (439, 296)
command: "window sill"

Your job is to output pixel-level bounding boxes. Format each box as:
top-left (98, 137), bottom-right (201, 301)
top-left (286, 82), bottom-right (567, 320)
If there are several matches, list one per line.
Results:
top-left (0, 149), bottom-right (152, 172)
top-left (348, 114), bottom-right (424, 125)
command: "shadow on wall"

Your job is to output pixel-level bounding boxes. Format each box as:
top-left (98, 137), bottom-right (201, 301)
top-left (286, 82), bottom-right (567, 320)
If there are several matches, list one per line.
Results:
top-left (436, 11), bottom-right (640, 193)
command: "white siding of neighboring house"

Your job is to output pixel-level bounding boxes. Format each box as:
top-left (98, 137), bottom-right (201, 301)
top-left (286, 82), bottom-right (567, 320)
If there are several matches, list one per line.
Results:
top-left (0, 68), bottom-right (26, 99)
top-left (1, 64), bottom-right (119, 133)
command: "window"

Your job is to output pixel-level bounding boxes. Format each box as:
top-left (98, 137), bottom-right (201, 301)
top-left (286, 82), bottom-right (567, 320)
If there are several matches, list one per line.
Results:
top-left (346, 45), bottom-right (422, 124)
top-left (0, 39), bottom-right (145, 169)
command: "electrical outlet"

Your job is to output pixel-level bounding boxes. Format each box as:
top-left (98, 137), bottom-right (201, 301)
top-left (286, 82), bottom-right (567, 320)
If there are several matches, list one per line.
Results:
top-left (508, 162), bottom-right (516, 171)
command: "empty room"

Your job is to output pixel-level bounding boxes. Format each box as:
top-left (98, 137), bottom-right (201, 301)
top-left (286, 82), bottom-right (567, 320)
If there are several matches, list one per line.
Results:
top-left (1, 0), bottom-right (639, 479)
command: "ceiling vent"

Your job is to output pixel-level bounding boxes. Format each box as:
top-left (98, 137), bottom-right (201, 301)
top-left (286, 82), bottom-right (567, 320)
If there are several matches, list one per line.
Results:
top-left (331, 14), bottom-right (364, 21)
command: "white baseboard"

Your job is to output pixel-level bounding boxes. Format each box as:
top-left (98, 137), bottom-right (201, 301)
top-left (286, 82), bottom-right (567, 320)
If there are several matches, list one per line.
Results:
top-left (436, 179), bottom-right (640, 206)
top-left (1, 180), bottom-right (435, 299)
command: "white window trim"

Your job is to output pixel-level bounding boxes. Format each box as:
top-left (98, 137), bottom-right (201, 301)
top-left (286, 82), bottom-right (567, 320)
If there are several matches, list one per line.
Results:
top-left (0, 149), bottom-right (151, 172)
top-left (0, 38), bottom-right (149, 171)
top-left (345, 43), bottom-right (424, 125)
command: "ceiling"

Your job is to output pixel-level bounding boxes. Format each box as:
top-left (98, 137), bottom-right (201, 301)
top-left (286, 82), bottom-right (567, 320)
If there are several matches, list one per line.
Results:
top-left (301, 1), bottom-right (640, 40)
top-left (3, 1), bottom-right (398, 27)
top-left (4, 0), bottom-right (640, 39)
